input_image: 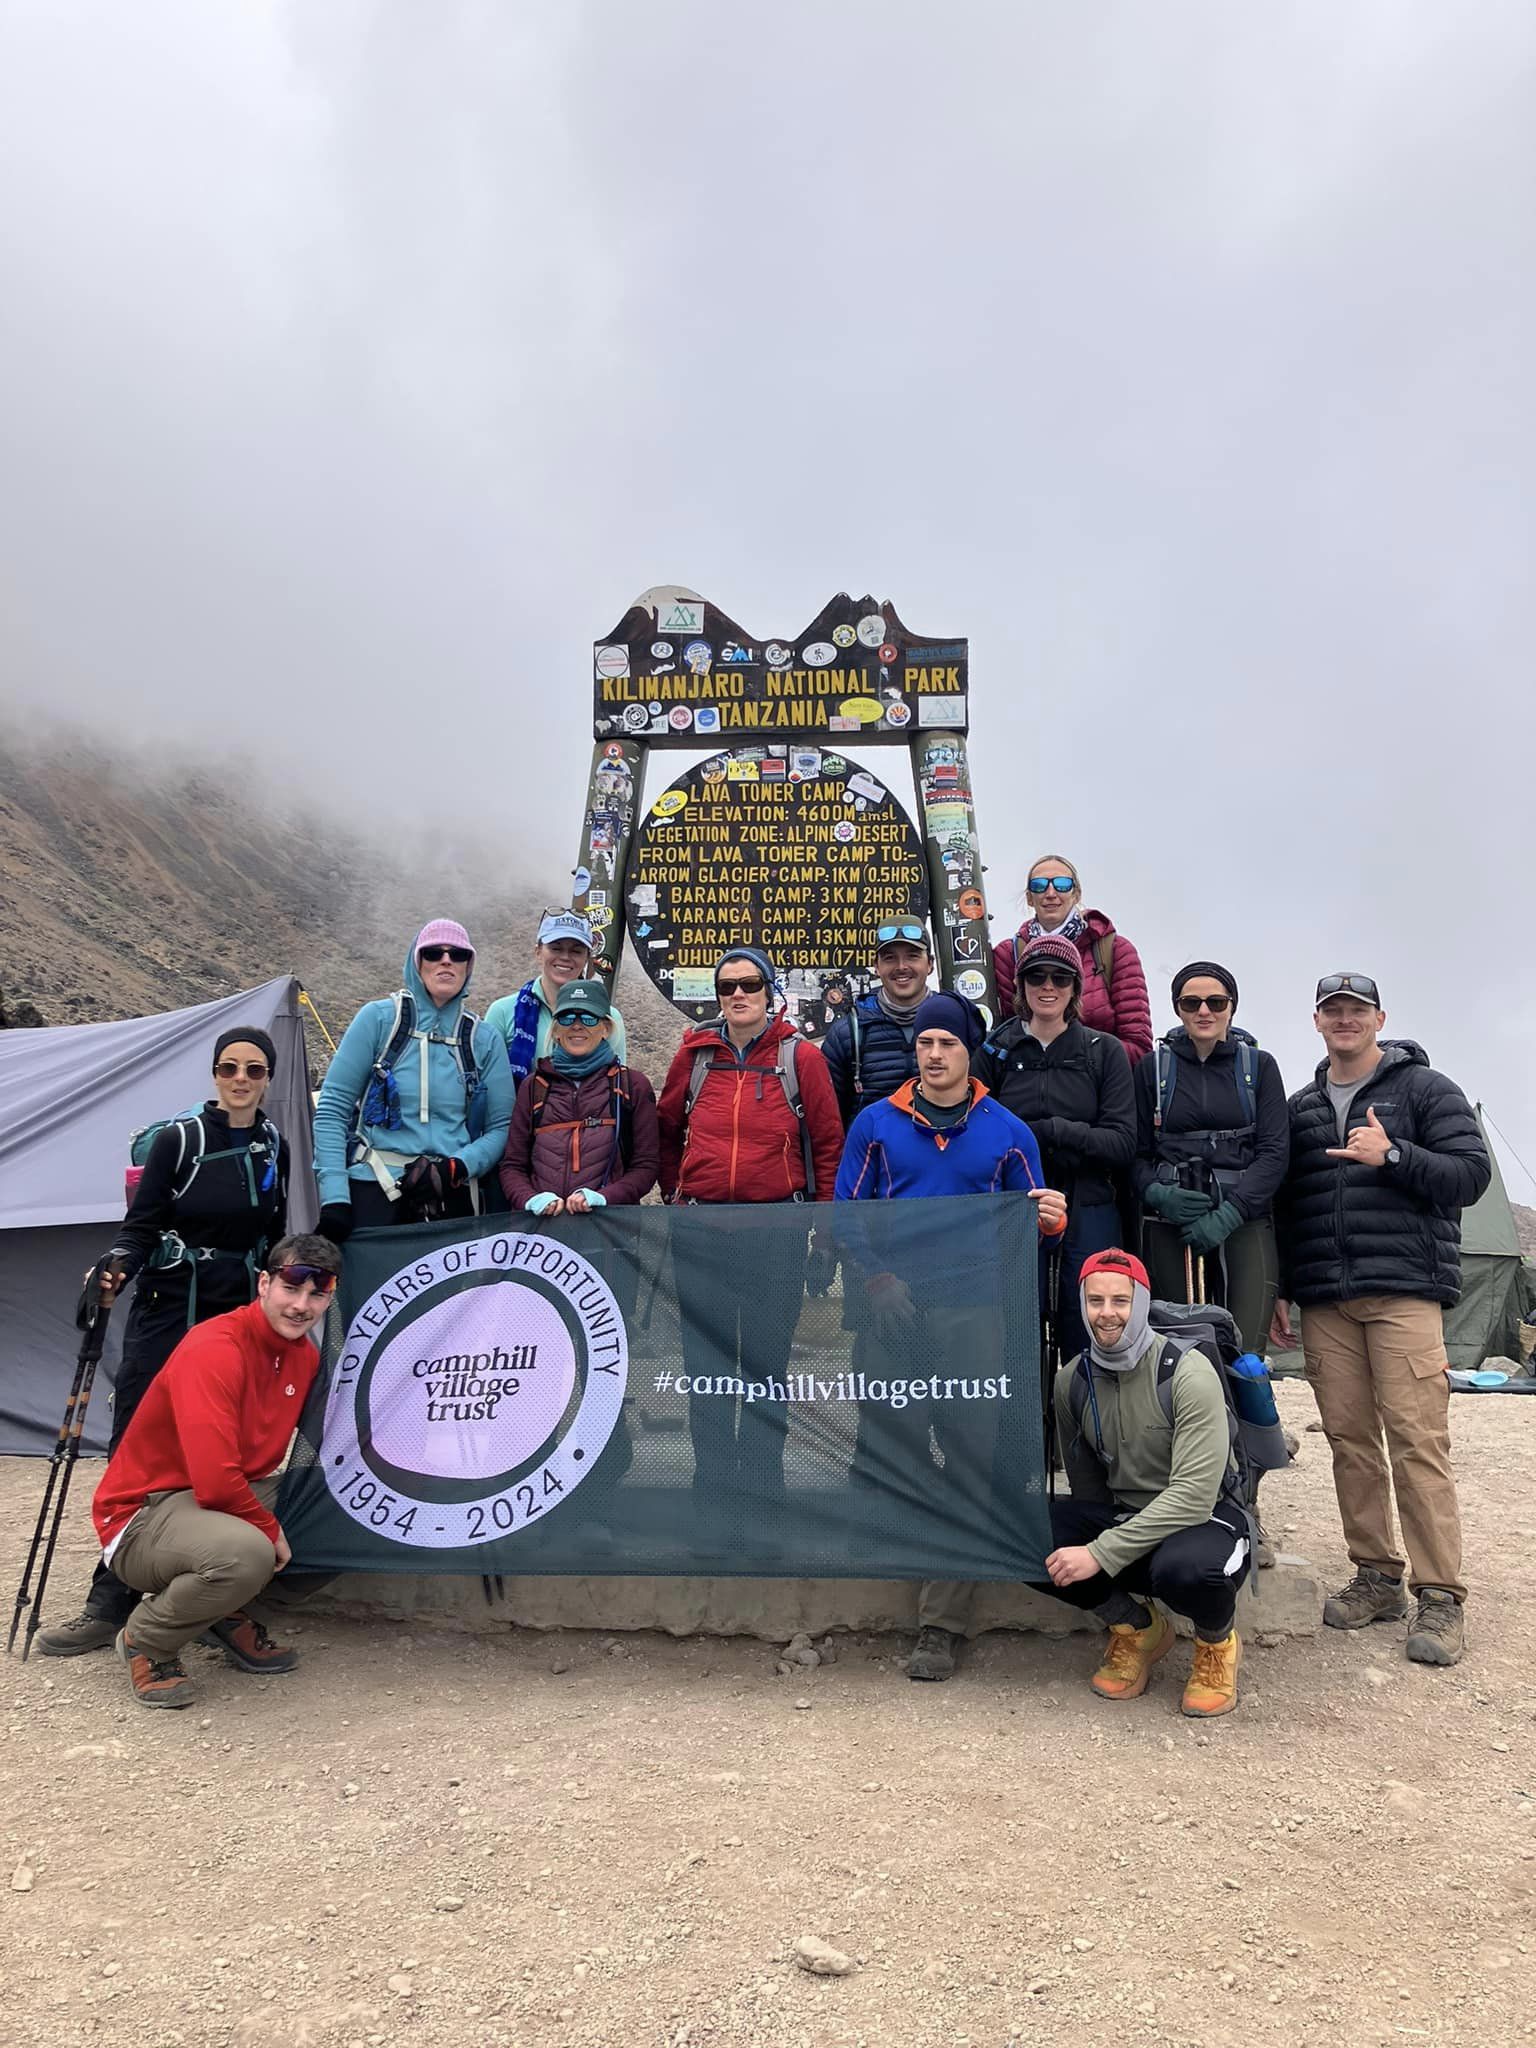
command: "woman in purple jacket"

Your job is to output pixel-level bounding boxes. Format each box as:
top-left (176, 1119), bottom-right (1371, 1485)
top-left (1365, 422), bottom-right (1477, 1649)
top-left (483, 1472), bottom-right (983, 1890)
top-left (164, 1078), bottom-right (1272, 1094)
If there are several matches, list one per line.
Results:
top-left (499, 979), bottom-right (659, 1214)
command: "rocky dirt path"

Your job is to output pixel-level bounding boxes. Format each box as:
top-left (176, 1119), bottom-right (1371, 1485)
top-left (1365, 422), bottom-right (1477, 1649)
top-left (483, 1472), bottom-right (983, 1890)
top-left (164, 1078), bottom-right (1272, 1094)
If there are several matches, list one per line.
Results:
top-left (3, 1380), bottom-right (1534, 2048)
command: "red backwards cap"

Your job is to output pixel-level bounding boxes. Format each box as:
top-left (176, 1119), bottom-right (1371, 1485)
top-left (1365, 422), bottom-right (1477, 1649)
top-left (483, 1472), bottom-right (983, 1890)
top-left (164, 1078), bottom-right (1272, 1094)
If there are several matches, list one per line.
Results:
top-left (1079, 1247), bottom-right (1150, 1293)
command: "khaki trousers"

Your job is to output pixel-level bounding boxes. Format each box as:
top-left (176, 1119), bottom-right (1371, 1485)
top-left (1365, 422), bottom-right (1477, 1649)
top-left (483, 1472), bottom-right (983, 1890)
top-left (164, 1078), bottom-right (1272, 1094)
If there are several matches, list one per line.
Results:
top-left (1302, 1296), bottom-right (1465, 1601)
top-left (111, 1478), bottom-right (280, 1657)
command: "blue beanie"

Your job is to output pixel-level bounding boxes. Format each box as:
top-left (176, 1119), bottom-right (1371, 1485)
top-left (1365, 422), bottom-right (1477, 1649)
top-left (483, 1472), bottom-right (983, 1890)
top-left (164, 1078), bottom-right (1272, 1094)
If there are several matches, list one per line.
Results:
top-left (716, 946), bottom-right (777, 989)
top-left (912, 990), bottom-right (986, 1053)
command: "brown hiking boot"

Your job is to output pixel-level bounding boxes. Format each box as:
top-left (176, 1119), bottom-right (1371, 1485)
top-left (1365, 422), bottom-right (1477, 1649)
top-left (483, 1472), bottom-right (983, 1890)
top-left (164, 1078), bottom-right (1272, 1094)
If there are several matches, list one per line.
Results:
top-left (906, 1626), bottom-right (960, 1682)
top-left (1089, 1609), bottom-right (1173, 1700)
top-left (199, 1605), bottom-right (299, 1671)
top-left (1406, 1590), bottom-right (1464, 1666)
top-left (1323, 1567), bottom-right (1407, 1630)
top-left (199, 1611), bottom-right (299, 1674)
top-left (1181, 1630), bottom-right (1242, 1717)
top-left (116, 1629), bottom-right (196, 1709)
top-left (34, 1609), bottom-right (119, 1658)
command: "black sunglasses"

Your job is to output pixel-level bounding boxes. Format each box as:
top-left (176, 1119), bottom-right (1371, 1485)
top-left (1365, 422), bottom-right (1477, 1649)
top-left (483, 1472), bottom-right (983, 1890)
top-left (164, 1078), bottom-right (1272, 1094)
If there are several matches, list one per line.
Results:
top-left (270, 1263), bottom-right (338, 1295)
top-left (214, 1060), bottom-right (269, 1079)
top-left (1023, 968), bottom-right (1077, 989)
top-left (419, 946), bottom-right (473, 964)
top-left (1316, 973), bottom-right (1380, 1006)
top-left (717, 974), bottom-right (767, 996)
top-left (1177, 994), bottom-right (1232, 1014)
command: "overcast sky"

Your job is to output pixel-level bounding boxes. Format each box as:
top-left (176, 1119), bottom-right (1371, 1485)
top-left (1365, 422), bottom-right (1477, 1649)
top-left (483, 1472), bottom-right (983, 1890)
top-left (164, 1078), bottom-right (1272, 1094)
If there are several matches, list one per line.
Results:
top-left (2, 3), bottom-right (1533, 1181)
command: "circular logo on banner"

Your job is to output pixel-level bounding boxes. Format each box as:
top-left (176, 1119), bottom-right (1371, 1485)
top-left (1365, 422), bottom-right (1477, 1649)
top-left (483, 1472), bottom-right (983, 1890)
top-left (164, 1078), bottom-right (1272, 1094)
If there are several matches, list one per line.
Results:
top-left (321, 1236), bottom-right (627, 1550)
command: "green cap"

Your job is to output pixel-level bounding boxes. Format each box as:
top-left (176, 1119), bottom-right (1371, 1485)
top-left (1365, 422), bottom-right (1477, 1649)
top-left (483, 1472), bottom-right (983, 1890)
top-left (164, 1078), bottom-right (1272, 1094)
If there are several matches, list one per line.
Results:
top-left (554, 978), bottom-right (612, 1021)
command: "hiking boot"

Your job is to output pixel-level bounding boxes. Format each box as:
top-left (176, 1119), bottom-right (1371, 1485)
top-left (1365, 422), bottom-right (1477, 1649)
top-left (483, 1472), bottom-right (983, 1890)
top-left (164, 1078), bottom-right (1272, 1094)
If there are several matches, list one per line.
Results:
top-left (1089, 1609), bottom-right (1173, 1701)
top-left (33, 1609), bottom-right (119, 1658)
top-left (906, 1626), bottom-right (960, 1682)
top-left (1406, 1589), bottom-right (1464, 1667)
top-left (116, 1629), bottom-right (196, 1709)
top-left (1182, 1631), bottom-right (1242, 1718)
top-left (199, 1612), bottom-right (299, 1674)
top-left (1323, 1567), bottom-right (1408, 1630)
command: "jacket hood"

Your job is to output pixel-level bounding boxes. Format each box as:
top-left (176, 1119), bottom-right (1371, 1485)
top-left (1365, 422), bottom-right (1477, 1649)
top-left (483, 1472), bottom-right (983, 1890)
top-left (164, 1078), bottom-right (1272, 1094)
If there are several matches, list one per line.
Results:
top-left (403, 927), bottom-right (475, 1024)
top-left (1163, 1023), bottom-right (1259, 1062)
top-left (1309, 1037), bottom-right (1428, 1088)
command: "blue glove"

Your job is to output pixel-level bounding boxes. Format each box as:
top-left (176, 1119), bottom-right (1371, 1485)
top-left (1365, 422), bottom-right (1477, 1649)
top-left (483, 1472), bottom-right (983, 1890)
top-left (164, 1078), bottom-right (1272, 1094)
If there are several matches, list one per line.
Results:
top-left (575, 1189), bottom-right (607, 1209)
top-left (1182, 1200), bottom-right (1242, 1252)
top-left (524, 1192), bottom-right (561, 1217)
top-left (1146, 1183), bottom-right (1215, 1226)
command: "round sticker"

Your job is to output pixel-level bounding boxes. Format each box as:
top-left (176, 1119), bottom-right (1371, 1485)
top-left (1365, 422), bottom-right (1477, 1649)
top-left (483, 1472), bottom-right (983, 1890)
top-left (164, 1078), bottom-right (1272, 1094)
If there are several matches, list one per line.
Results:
top-left (832, 624), bottom-right (857, 649)
top-left (803, 641), bottom-right (838, 668)
top-left (622, 704), bottom-right (648, 732)
top-left (956, 888), bottom-right (986, 921)
top-left (667, 706), bottom-right (693, 731)
top-left (683, 640), bottom-right (712, 675)
top-left (884, 700), bottom-right (912, 728)
top-left (764, 642), bottom-right (793, 668)
top-left (837, 697), bottom-right (885, 725)
top-left (651, 641), bottom-right (673, 658)
top-left (955, 970), bottom-right (987, 1001)
top-left (856, 614), bottom-right (886, 648)
top-left (877, 642), bottom-right (898, 665)
top-left (594, 644), bottom-right (630, 679)
top-left (832, 820), bottom-right (857, 843)
top-left (320, 1235), bottom-right (627, 1551)
top-left (651, 790), bottom-right (688, 818)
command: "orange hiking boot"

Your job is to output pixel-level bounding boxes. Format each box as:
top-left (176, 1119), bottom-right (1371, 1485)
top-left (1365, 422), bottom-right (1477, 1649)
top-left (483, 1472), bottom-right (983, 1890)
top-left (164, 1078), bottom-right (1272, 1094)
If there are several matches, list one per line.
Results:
top-left (116, 1629), bottom-right (196, 1710)
top-left (1181, 1630), bottom-right (1242, 1717)
top-left (199, 1612), bottom-right (299, 1674)
top-left (1089, 1609), bottom-right (1174, 1700)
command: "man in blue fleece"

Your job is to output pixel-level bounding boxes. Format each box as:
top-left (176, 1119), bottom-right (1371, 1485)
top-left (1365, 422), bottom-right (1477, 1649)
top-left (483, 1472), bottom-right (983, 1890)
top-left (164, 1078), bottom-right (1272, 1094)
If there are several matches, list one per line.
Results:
top-left (835, 991), bottom-right (1066, 1681)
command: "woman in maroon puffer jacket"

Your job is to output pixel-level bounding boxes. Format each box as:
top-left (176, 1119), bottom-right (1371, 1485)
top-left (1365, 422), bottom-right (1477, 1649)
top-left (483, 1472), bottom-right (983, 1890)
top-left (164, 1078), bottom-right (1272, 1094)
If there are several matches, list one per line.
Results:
top-left (499, 980), bottom-right (659, 1213)
top-left (992, 852), bottom-right (1153, 1066)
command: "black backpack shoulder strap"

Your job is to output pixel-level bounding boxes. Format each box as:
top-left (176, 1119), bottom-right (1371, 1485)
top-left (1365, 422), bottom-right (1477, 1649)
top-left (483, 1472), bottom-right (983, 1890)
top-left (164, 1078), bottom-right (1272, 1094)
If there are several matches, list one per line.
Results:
top-left (377, 990), bottom-right (415, 1075)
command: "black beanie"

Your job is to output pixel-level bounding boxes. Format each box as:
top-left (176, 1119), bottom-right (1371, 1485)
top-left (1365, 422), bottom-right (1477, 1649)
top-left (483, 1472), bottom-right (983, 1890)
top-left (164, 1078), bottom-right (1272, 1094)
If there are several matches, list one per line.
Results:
top-left (1170, 961), bottom-right (1238, 1010)
top-left (213, 1025), bottom-right (278, 1074)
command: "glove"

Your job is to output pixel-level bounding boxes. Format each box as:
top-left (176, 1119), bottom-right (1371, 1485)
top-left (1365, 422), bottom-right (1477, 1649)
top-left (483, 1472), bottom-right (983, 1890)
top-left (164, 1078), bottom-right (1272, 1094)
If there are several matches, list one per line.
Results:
top-left (574, 1189), bottom-right (607, 1209)
top-left (1144, 1183), bottom-right (1214, 1226)
top-left (318, 1203), bottom-right (354, 1245)
top-left (525, 1192), bottom-right (561, 1217)
top-left (1182, 1199), bottom-right (1243, 1252)
top-left (442, 1158), bottom-right (469, 1189)
top-left (1027, 1116), bottom-right (1062, 1152)
top-left (804, 1245), bottom-right (837, 1297)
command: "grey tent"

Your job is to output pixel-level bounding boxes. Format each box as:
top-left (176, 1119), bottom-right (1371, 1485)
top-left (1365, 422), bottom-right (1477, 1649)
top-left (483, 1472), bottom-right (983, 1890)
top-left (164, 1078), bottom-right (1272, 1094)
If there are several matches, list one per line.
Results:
top-left (0, 978), bottom-right (316, 1455)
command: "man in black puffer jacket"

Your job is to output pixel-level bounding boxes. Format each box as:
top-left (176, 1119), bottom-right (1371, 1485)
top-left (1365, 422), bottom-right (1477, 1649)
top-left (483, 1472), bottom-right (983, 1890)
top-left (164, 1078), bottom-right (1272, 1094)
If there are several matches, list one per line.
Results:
top-left (1273, 973), bottom-right (1489, 1670)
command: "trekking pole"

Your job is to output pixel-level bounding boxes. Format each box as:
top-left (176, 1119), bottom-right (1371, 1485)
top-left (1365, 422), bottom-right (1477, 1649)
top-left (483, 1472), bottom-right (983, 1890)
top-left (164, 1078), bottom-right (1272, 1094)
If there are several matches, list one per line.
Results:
top-left (8, 1297), bottom-right (112, 1659)
top-left (1041, 1246), bottom-right (1063, 1499)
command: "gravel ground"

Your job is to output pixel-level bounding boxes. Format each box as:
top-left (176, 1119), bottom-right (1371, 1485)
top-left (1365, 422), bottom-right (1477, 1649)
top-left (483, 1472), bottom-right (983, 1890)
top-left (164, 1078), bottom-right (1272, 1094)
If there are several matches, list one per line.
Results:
top-left (3, 1378), bottom-right (1535, 2048)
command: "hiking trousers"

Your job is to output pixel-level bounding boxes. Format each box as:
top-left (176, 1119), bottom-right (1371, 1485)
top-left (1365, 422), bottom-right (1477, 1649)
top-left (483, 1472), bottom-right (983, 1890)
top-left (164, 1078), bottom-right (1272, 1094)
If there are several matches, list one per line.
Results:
top-left (1143, 1215), bottom-right (1278, 1354)
top-left (1301, 1295), bottom-right (1464, 1601)
top-left (1030, 1496), bottom-right (1251, 1639)
top-left (111, 1478), bottom-right (281, 1658)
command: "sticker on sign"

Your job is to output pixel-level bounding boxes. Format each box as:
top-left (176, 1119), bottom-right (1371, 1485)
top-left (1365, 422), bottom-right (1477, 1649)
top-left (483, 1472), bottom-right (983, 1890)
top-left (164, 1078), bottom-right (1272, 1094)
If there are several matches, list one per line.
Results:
top-left (918, 696), bottom-right (966, 727)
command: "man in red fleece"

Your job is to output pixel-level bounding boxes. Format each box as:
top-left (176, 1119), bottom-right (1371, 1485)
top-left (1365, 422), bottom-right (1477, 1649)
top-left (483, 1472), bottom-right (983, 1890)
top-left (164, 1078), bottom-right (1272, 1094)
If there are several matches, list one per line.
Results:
top-left (92, 1233), bottom-right (340, 1709)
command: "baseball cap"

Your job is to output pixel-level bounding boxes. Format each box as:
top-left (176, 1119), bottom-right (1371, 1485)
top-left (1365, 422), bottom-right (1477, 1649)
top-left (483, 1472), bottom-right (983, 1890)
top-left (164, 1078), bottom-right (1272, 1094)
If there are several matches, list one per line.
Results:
top-left (537, 910), bottom-right (595, 951)
top-left (553, 979), bottom-right (611, 1021)
top-left (1315, 972), bottom-right (1381, 1008)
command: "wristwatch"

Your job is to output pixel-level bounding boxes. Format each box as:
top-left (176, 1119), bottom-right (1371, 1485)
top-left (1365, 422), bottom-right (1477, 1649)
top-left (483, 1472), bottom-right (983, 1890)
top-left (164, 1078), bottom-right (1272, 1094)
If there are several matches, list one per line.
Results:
top-left (1385, 1144), bottom-right (1402, 1167)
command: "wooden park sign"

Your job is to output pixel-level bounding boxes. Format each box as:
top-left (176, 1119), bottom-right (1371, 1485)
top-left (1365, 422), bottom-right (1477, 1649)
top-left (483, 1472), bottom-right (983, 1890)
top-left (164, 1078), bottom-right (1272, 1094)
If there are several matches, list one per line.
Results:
top-left (573, 587), bottom-right (996, 1027)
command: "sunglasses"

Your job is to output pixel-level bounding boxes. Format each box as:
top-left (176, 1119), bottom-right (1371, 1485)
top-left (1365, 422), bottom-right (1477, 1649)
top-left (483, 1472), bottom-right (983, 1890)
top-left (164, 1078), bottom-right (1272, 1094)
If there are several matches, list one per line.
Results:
top-left (270, 1263), bottom-right (337, 1296)
top-left (875, 922), bottom-right (929, 948)
top-left (717, 975), bottom-right (767, 996)
top-left (1316, 973), bottom-right (1380, 1006)
top-left (419, 946), bottom-right (473, 964)
top-left (1177, 994), bottom-right (1232, 1015)
top-left (560, 1011), bottom-right (604, 1028)
top-left (1028, 875), bottom-right (1077, 895)
top-left (1023, 968), bottom-right (1077, 989)
top-left (215, 1060), bottom-right (269, 1079)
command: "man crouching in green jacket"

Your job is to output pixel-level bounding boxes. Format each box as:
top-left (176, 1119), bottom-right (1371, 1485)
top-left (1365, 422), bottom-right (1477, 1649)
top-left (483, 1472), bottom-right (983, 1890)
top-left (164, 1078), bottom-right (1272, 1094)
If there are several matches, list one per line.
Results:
top-left (1031, 1247), bottom-right (1249, 1717)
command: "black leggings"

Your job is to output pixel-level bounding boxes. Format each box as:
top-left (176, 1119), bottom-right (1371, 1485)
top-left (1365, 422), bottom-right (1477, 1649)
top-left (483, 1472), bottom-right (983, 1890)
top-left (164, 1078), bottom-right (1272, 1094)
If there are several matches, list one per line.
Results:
top-left (1030, 1496), bottom-right (1251, 1639)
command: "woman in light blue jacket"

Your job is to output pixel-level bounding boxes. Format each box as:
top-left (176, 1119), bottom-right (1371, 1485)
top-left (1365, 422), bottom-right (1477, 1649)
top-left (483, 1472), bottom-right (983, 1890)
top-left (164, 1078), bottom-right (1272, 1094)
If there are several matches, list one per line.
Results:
top-left (313, 918), bottom-right (515, 1240)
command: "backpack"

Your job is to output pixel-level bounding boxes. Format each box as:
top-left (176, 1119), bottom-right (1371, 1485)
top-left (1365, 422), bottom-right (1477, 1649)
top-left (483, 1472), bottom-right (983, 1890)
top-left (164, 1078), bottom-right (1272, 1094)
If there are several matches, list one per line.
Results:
top-left (526, 1065), bottom-right (635, 1187)
top-left (684, 1036), bottom-right (817, 1197)
top-left (122, 1111), bottom-right (282, 1326)
top-left (356, 990), bottom-right (488, 1143)
top-left (1151, 1034), bottom-right (1258, 1133)
top-left (1092, 931), bottom-right (1115, 993)
top-left (1066, 1298), bottom-right (1291, 1510)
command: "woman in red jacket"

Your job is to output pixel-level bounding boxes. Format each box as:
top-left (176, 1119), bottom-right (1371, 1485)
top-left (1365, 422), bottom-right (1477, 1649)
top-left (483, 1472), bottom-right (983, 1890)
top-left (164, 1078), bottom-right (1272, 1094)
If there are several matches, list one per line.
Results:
top-left (657, 946), bottom-right (844, 1530)
top-left (992, 853), bottom-right (1153, 1065)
